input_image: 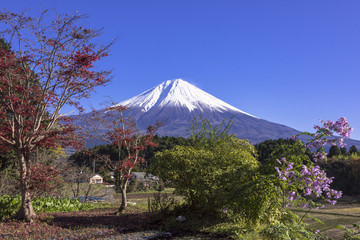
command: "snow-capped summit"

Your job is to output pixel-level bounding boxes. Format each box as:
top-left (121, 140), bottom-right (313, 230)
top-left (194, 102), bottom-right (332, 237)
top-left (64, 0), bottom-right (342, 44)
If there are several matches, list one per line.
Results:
top-left (109, 78), bottom-right (301, 143)
top-left (115, 79), bottom-right (257, 118)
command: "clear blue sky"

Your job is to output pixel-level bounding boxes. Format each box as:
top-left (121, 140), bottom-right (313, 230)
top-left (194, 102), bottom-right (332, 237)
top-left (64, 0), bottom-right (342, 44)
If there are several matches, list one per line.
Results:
top-left (3, 0), bottom-right (360, 140)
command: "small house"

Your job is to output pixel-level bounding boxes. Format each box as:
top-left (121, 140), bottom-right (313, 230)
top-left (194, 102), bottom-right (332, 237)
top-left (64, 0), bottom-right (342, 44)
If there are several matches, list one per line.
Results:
top-left (89, 174), bottom-right (103, 184)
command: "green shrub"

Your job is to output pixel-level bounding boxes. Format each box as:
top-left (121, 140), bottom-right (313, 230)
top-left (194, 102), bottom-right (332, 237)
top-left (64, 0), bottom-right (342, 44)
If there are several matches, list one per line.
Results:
top-left (255, 138), bottom-right (311, 175)
top-left (151, 119), bottom-right (258, 215)
top-left (154, 179), bottom-right (165, 191)
top-left (0, 195), bottom-right (21, 221)
top-left (148, 192), bottom-right (178, 215)
top-left (137, 181), bottom-right (146, 192)
top-left (126, 179), bottom-right (139, 193)
top-left (261, 210), bottom-right (320, 240)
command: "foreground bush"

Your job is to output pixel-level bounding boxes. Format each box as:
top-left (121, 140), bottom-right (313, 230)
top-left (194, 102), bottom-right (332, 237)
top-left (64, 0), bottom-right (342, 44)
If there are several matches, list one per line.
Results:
top-left (151, 119), bottom-right (259, 214)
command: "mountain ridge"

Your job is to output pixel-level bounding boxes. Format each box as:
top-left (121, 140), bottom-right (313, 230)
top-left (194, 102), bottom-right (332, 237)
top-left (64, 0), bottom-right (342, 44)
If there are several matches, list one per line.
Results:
top-left (111, 79), bottom-right (300, 143)
top-left (74, 78), bottom-right (360, 149)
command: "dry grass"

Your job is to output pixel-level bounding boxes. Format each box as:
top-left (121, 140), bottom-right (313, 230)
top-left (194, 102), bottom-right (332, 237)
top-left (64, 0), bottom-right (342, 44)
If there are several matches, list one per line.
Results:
top-left (302, 204), bottom-right (360, 239)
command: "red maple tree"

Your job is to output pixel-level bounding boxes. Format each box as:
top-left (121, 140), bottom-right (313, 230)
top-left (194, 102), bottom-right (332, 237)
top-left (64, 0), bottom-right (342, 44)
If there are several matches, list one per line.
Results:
top-left (84, 105), bottom-right (161, 213)
top-left (0, 10), bottom-right (111, 222)
top-left (29, 163), bottom-right (63, 198)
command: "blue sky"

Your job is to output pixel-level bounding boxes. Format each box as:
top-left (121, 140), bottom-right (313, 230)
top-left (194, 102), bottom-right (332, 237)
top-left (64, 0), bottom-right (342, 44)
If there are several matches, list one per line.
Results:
top-left (2, 1), bottom-right (360, 140)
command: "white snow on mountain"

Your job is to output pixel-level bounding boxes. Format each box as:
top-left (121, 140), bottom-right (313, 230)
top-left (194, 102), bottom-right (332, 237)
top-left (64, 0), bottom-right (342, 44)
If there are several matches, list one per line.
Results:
top-left (79, 78), bottom-right (336, 145)
top-left (114, 79), bottom-right (258, 119)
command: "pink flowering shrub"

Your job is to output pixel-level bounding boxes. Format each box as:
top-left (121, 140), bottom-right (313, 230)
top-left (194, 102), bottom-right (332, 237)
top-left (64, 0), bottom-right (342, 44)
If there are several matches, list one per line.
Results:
top-left (275, 157), bottom-right (342, 209)
top-left (260, 117), bottom-right (352, 239)
top-left (278, 117), bottom-right (352, 209)
top-left (293, 117), bottom-right (353, 162)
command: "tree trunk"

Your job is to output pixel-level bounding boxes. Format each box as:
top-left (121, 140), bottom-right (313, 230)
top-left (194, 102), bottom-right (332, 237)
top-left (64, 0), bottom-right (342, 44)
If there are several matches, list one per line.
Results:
top-left (118, 185), bottom-right (128, 213)
top-left (15, 151), bottom-right (35, 222)
top-left (116, 182), bottom-right (128, 215)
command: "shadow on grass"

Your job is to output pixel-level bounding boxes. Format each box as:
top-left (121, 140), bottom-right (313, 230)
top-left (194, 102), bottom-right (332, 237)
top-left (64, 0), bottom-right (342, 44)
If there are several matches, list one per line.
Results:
top-left (148, 207), bottom-right (236, 239)
top-left (36, 208), bottom-right (231, 239)
top-left (0, 204), bottom-right (236, 240)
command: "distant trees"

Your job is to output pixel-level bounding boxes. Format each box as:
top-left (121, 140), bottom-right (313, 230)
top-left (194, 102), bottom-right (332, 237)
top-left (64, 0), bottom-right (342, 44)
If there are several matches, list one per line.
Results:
top-left (328, 146), bottom-right (341, 158)
top-left (340, 147), bottom-right (347, 156)
top-left (327, 145), bottom-right (359, 158)
top-left (0, 9), bottom-right (111, 222)
top-left (69, 145), bottom-right (116, 174)
top-left (69, 135), bottom-right (189, 173)
top-left (349, 145), bottom-right (359, 155)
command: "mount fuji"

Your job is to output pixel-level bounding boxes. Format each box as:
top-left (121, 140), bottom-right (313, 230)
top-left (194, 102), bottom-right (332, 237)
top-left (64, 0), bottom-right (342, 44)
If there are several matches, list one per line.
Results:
top-left (111, 79), bottom-right (301, 143)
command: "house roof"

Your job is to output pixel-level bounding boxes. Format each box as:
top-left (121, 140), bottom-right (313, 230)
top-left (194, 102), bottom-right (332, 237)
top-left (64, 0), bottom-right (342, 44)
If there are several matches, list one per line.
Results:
top-left (90, 174), bottom-right (103, 178)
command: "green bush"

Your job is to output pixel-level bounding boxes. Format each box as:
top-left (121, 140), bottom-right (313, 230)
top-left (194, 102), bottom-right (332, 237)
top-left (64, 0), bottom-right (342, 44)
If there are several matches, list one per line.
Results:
top-left (148, 192), bottom-right (178, 215)
top-left (0, 195), bottom-right (20, 221)
top-left (151, 119), bottom-right (259, 214)
top-left (126, 179), bottom-right (139, 193)
top-left (137, 181), bottom-right (146, 191)
top-left (261, 211), bottom-right (316, 240)
top-left (155, 179), bottom-right (165, 191)
top-left (255, 138), bottom-right (311, 175)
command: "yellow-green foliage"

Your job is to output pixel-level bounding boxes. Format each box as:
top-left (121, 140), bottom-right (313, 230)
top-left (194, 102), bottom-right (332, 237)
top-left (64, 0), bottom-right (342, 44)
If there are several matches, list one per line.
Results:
top-left (331, 153), bottom-right (360, 161)
top-left (151, 119), bottom-right (258, 212)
